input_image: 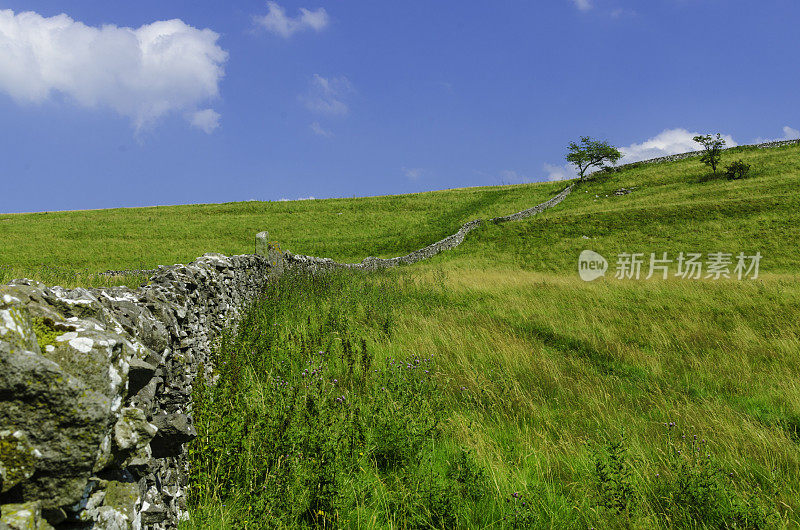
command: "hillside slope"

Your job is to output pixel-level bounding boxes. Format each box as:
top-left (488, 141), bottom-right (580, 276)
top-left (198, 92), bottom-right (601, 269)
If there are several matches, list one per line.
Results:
top-left (417, 142), bottom-right (800, 275)
top-left (3, 143), bottom-right (798, 287)
top-left (0, 181), bottom-right (564, 286)
top-left (187, 143), bottom-right (800, 528)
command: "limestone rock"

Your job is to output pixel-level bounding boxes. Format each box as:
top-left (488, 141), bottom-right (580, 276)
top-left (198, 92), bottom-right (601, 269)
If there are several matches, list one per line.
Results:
top-left (127, 358), bottom-right (157, 397)
top-left (78, 479), bottom-right (139, 530)
top-left (101, 480), bottom-right (140, 523)
top-left (0, 501), bottom-right (54, 530)
top-left (140, 502), bottom-right (167, 525)
top-left (0, 431), bottom-right (37, 494)
top-left (0, 293), bottom-right (39, 355)
top-left (149, 414), bottom-right (196, 458)
top-left (2, 253), bottom-right (273, 526)
top-left (0, 346), bottom-right (111, 509)
top-left (113, 407), bottom-right (157, 467)
top-left (96, 294), bottom-right (169, 355)
top-left (255, 231), bottom-right (269, 256)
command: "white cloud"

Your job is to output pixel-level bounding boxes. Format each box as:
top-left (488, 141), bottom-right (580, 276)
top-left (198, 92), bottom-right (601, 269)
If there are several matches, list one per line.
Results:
top-left (782, 126), bottom-right (800, 139)
top-left (190, 109), bottom-right (221, 134)
top-left (498, 170), bottom-right (533, 184)
top-left (309, 121), bottom-right (332, 137)
top-left (403, 167), bottom-right (424, 180)
top-left (610, 8), bottom-right (637, 18)
top-left (753, 125), bottom-right (800, 143)
top-left (572, 0), bottom-right (593, 11)
top-left (543, 163), bottom-right (577, 181)
top-left (436, 81), bottom-right (454, 93)
top-left (278, 196), bottom-right (316, 201)
top-left (618, 128), bottom-right (737, 164)
top-left (545, 128), bottom-right (746, 179)
top-left (0, 9), bottom-right (227, 132)
top-left (301, 74), bottom-right (352, 116)
top-left (254, 2), bottom-right (329, 38)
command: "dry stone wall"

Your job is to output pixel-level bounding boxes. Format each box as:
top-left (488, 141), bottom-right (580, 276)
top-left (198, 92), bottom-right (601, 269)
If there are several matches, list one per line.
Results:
top-left (278, 184), bottom-right (575, 272)
top-left (1, 254), bottom-right (271, 529)
top-left (609, 138), bottom-right (800, 170)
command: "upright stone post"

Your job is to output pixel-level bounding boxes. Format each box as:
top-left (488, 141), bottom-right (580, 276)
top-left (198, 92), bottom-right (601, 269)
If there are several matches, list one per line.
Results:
top-left (255, 231), bottom-right (269, 256)
top-left (255, 231), bottom-right (285, 276)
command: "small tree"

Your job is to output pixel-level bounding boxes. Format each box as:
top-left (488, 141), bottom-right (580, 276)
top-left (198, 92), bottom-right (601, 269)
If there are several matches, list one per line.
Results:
top-left (566, 137), bottom-right (622, 180)
top-left (693, 133), bottom-right (726, 176)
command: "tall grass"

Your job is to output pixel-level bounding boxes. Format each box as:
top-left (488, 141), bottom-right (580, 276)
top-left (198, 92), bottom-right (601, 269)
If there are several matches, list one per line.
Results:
top-left (186, 145), bottom-right (800, 527)
top-left (187, 272), bottom-right (499, 528)
top-left (187, 269), bottom-right (798, 528)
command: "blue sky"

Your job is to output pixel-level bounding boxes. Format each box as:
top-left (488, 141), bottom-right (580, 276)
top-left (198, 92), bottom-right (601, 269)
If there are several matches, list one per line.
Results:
top-left (0, 0), bottom-right (798, 213)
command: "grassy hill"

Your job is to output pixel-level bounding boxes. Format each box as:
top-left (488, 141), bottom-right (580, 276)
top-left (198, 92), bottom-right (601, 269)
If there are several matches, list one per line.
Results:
top-left (183, 144), bottom-right (800, 528)
top-left (432, 142), bottom-right (800, 274)
top-left (4, 143), bottom-right (799, 527)
top-left (0, 181), bottom-right (564, 287)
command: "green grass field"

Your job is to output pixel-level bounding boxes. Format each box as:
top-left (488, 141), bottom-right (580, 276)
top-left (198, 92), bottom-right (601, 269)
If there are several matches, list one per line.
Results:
top-left (0, 181), bottom-right (564, 287)
top-left (5, 143), bottom-right (800, 527)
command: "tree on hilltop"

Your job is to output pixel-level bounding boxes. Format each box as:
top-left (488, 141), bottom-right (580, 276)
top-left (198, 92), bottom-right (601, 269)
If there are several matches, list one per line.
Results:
top-left (693, 133), bottom-right (726, 176)
top-left (566, 137), bottom-right (622, 180)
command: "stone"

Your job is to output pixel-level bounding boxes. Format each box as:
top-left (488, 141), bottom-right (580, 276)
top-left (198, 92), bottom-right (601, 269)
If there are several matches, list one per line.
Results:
top-left (149, 414), bottom-right (196, 459)
top-left (102, 480), bottom-right (139, 520)
top-left (98, 296), bottom-right (169, 354)
top-left (140, 501), bottom-right (167, 525)
top-left (113, 407), bottom-right (157, 467)
top-left (0, 345), bottom-right (111, 508)
top-left (43, 326), bottom-right (133, 402)
top-left (94, 506), bottom-right (129, 530)
top-left (255, 231), bottom-right (269, 256)
top-left (77, 479), bottom-right (139, 530)
top-left (45, 287), bottom-right (106, 324)
top-left (126, 358), bottom-right (156, 397)
top-left (255, 232), bottom-right (285, 275)
top-left (0, 501), bottom-right (54, 530)
top-left (130, 377), bottom-right (160, 412)
top-left (0, 431), bottom-right (36, 494)
top-left (0, 295), bottom-right (39, 355)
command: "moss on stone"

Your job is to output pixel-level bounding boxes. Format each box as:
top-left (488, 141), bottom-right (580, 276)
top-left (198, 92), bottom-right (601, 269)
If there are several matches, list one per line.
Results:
top-left (0, 501), bottom-right (55, 529)
top-left (100, 480), bottom-right (139, 520)
top-left (30, 317), bottom-right (58, 352)
top-left (0, 431), bottom-right (37, 493)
